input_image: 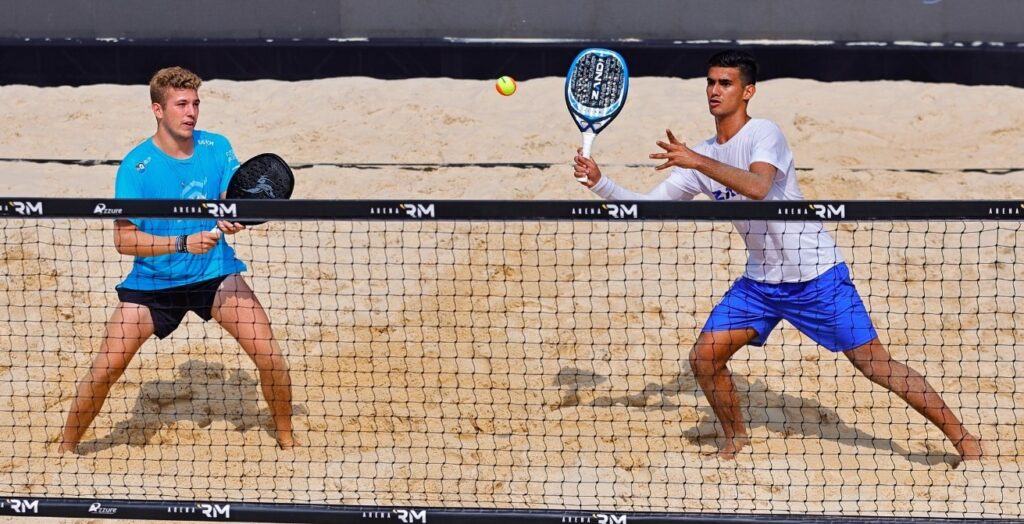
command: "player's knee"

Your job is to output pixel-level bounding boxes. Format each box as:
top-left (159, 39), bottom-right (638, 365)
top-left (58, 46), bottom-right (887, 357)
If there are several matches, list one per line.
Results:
top-left (688, 346), bottom-right (721, 377)
top-left (844, 342), bottom-right (900, 379)
top-left (89, 364), bottom-right (126, 386)
top-left (253, 352), bottom-right (289, 374)
top-left (271, 354), bottom-right (290, 374)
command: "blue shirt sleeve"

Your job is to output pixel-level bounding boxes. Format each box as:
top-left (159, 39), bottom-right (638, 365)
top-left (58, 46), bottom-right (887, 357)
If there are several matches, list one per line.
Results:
top-left (114, 152), bottom-right (146, 226)
top-left (219, 136), bottom-right (241, 196)
top-left (114, 160), bottom-right (142, 199)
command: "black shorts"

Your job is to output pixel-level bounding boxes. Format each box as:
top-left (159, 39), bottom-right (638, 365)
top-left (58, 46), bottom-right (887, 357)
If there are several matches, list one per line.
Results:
top-left (116, 275), bottom-right (230, 339)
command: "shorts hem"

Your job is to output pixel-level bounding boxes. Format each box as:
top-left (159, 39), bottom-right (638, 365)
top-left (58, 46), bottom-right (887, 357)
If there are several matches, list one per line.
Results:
top-left (699, 326), bottom-right (769, 347)
top-left (823, 333), bottom-right (880, 353)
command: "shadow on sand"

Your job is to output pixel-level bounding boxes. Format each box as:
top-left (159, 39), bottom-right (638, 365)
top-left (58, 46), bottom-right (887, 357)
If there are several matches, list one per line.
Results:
top-left (551, 366), bottom-right (960, 467)
top-left (78, 359), bottom-right (300, 454)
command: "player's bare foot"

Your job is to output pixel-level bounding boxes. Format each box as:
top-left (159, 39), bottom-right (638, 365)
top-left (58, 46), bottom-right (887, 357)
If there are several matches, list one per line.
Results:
top-left (58, 441), bottom-right (78, 454)
top-left (955, 433), bottom-right (984, 462)
top-left (718, 434), bottom-right (750, 460)
top-left (277, 432), bottom-right (298, 450)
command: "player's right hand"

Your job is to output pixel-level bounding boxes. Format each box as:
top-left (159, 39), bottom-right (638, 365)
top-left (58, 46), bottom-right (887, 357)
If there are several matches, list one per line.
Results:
top-left (187, 231), bottom-right (221, 254)
top-left (574, 148), bottom-right (602, 188)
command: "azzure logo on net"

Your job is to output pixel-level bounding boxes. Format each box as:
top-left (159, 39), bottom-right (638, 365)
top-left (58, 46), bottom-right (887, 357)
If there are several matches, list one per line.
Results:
top-left (93, 203), bottom-right (123, 215)
top-left (88, 502), bottom-right (117, 515)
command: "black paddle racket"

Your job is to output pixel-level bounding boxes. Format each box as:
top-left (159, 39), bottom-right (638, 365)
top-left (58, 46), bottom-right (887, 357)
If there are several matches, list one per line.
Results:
top-left (565, 48), bottom-right (629, 182)
top-left (212, 152), bottom-right (294, 231)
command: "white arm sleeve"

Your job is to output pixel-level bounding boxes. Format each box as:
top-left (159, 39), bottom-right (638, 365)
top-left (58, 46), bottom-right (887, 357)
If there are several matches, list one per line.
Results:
top-left (590, 167), bottom-right (702, 201)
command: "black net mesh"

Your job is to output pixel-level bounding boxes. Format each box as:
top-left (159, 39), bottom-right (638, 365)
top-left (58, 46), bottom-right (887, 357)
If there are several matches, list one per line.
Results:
top-left (0, 201), bottom-right (1021, 520)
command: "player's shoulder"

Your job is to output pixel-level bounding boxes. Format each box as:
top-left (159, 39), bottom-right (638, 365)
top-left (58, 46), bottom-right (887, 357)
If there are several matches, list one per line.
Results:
top-left (193, 130), bottom-right (233, 150)
top-left (747, 118), bottom-right (784, 136)
top-left (121, 136), bottom-right (153, 159)
top-left (745, 118), bottom-right (791, 144)
top-left (119, 138), bottom-right (156, 174)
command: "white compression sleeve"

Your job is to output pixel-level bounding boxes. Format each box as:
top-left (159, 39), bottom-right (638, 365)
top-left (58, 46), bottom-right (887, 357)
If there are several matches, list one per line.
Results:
top-left (590, 174), bottom-right (696, 201)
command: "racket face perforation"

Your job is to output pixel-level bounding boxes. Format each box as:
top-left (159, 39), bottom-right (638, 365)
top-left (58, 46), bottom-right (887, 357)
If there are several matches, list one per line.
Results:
top-left (565, 48), bottom-right (629, 133)
top-left (225, 153), bottom-right (295, 226)
top-left (226, 153), bottom-right (294, 201)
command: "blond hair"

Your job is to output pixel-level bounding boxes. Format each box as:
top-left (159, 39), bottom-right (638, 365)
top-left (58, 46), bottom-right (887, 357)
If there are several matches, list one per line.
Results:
top-left (149, 66), bottom-right (202, 105)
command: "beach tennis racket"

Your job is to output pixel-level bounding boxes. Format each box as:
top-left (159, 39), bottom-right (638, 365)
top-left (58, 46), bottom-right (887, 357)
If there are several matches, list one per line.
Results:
top-left (211, 152), bottom-right (294, 232)
top-left (565, 48), bottom-right (629, 182)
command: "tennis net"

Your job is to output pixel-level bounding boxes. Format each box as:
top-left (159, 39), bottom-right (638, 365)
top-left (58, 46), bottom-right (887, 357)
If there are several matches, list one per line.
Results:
top-left (0, 198), bottom-right (1021, 522)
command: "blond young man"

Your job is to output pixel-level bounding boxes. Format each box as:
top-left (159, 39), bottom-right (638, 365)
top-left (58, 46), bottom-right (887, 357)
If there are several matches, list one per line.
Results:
top-left (60, 66), bottom-right (296, 452)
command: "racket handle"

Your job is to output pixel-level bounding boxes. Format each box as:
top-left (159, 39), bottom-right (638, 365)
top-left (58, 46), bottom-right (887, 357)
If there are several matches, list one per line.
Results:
top-left (581, 131), bottom-right (596, 158)
top-left (209, 226), bottom-right (222, 238)
top-left (577, 131), bottom-right (596, 182)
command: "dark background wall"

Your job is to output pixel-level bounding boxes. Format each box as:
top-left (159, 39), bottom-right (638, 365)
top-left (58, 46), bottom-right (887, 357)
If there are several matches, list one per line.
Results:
top-left (4, 0), bottom-right (1022, 41)
top-left (1, 0), bottom-right (1022, 87)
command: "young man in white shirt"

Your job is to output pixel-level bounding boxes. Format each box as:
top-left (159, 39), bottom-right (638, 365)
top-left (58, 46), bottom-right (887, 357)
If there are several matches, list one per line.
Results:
top-left (573, 50), bottom-right (983, 462)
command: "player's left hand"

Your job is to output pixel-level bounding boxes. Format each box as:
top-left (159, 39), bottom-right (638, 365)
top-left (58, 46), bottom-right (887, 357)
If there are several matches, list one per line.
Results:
top-left (649, 129), bottom-right (703, 170)
top-left (215, 220), bottom-right (246, 235)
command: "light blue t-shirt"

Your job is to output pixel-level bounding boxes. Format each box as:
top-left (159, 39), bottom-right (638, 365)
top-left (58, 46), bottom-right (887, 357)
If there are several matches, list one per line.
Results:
top-left (115, 130), bottom-right (246, 290)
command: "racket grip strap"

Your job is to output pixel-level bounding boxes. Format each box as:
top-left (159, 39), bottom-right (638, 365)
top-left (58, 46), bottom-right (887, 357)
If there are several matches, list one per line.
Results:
top-left (577, 131), bottom-right (596, 182)
top-left (581, 131), bottom-right (596, 159)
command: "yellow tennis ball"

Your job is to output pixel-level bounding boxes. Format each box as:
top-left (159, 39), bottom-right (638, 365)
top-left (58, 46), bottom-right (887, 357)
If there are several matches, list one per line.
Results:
top-left (495, 75), bottom-right (517, 96)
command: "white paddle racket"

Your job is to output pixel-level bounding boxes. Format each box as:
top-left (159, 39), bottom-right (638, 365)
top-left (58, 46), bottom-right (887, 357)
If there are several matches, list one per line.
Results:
top-left (565, 48), bottom-right (629, 182)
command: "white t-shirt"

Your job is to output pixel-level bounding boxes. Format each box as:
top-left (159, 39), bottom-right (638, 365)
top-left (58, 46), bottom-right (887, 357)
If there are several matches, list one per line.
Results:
top-left (590, 118), bottom-right (842, 283)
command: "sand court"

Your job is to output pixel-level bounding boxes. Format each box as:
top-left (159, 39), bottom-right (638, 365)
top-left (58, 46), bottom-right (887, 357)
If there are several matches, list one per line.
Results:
top-left (0, 76), bottom-right (1022, 519)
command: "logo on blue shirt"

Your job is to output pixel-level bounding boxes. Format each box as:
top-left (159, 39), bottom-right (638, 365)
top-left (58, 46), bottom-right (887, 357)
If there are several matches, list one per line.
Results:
top-left (181, 177), bottom-right (209, 200)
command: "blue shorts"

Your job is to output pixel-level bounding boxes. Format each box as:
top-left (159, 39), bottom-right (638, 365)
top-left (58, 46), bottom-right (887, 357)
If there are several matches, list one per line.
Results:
top-left (702, 263), bottom-right (878, 352)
